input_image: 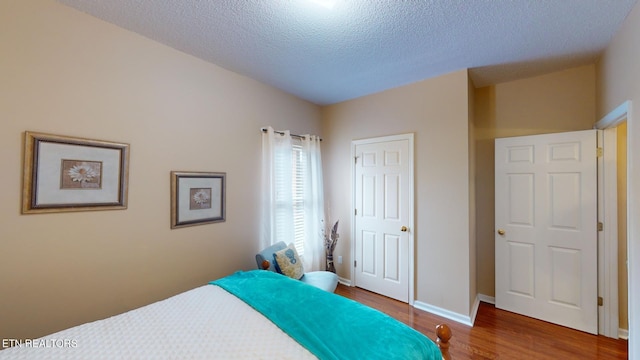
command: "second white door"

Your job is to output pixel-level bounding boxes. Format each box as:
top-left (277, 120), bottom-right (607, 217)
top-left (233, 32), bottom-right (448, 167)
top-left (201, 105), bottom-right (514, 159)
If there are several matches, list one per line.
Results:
top-left (495, 129), bottom-right (598, 334)
top-left (353, 134), bottom-right (412, 303)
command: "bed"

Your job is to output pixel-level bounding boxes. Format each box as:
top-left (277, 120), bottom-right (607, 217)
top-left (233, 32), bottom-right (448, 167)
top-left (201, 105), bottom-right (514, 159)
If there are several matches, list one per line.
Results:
top-left (0, 270), bottom-right (451, 359)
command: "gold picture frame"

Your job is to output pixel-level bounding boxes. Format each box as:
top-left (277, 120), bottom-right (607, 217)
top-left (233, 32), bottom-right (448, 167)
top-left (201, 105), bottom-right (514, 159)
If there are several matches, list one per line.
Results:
top-left (22, 131), bottom-right (130, 214)
top-left (170, 171), bottom-right (226, 229)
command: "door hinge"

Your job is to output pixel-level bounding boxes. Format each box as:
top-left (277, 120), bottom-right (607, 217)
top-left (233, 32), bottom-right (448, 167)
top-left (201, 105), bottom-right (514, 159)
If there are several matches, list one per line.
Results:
top-left (597, 147), bottom-right (603, 157)
top-left (354, 208), bottom-right (357, 215)
top-left (598, 296), bottom-right (604, 306)
top-left (354, 260), bottom-right (357, 268)
top-left (354, 156), bottom-right (358, 164)
top-left (598, 222), bottom-right (604, 231)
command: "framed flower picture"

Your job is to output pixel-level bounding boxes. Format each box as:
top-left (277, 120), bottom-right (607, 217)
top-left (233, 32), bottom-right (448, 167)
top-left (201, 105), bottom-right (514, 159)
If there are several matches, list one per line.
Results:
top-left (22, 131), bottom-right (130, 214)
top-left (170, 171), bottom-right (226, 229)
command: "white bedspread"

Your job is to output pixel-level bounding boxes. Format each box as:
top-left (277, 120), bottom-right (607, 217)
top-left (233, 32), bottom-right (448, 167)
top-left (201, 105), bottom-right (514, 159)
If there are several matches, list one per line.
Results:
top-left (0, 285), bottom-right (316, 359)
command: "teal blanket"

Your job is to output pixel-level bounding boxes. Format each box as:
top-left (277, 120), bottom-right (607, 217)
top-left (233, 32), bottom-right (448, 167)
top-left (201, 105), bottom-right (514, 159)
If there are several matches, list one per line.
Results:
top-left (211, 271), bottom-right (441, 360)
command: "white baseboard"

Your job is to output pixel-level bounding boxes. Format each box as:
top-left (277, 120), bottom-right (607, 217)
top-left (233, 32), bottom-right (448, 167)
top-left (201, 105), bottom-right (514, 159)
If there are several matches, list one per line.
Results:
top-left (413, 301), bottom-right (474, 327)
top-left (619, 328), bottom-right (629, 340)
top-left (338, 277), bottom-right (351, 286)
top-left (338, 287), bottom-right (493, 328)
top-left (469, 295), bottom-right (480, 326)
top-left (478, 293), bottom-right (496, 305)
top-left (412, 294), bottom-right (496, 327)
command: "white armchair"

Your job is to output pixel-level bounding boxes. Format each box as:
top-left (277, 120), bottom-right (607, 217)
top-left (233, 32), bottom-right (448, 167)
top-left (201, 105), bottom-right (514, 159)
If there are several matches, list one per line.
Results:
top-left (255, 241), bottom-right (338, 292)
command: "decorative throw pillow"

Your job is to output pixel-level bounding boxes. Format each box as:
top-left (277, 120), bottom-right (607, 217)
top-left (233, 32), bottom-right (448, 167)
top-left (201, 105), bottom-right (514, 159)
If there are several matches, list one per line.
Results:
top-left (273, 244), bottom-right (304, 280)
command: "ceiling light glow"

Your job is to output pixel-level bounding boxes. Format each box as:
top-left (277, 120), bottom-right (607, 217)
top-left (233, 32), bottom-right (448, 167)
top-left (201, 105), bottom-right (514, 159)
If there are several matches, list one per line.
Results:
top-left (308, 0), bottom-right (337, 9)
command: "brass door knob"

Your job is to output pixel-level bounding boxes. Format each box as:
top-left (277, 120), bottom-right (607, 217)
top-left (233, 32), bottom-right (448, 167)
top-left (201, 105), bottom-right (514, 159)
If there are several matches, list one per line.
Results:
top-left (497, 229), bottom-right (506, 235)
top-left (401, 226), bottom-right (408, 232)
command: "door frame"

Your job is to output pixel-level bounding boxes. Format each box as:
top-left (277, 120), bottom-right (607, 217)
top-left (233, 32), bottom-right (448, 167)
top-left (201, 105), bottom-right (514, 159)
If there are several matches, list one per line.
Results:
top-left (595, 100), bottom-right (631, 339)
top-left (350, 133), bottom-right (415, 304)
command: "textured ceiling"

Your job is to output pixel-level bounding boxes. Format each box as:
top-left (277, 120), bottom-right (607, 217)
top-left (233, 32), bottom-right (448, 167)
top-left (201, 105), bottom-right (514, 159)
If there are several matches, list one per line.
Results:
top-left (57, 0), bottom-right (638, 105)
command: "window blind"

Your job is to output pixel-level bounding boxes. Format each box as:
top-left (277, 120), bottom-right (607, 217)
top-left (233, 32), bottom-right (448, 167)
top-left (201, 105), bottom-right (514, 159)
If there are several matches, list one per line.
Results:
top-left (291, 142), bottom-right (306, 255)
top-left (273, 139), bottom-right (306, 256)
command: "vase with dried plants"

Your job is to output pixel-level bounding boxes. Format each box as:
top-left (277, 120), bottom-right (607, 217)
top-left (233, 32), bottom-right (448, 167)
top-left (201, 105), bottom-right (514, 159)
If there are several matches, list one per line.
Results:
top-left (324, 220), bottom-right (339, 273)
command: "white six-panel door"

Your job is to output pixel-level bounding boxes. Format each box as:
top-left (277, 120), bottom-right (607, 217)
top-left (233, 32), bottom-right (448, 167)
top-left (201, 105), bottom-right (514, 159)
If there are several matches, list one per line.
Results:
top-left (495, 130), bottom-right (598, 334)
top-left (354, 135), bottom-right (412, 303)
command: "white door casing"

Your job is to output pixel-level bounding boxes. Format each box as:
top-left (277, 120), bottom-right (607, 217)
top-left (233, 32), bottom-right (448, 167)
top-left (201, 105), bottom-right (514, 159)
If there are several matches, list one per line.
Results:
top-left (595, 101), bottom-right (629, 339)
top-left (495, 130), bottom-right (598, 334)
top-left (352, 134), bottom-right (414, 303)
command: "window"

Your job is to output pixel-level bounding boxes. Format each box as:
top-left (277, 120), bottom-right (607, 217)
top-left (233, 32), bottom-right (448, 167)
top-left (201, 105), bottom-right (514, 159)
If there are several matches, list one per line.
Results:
top-left (262, 127), bottom-right (324, 269)
top-left (291, 142), bottom-right (306, 255)
top-left (274, 140), bottom-right (306, 255)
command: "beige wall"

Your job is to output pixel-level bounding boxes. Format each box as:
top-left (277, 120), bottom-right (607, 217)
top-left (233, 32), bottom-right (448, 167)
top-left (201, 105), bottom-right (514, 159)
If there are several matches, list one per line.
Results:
top-left (597, 1), bottom-right (640, 349)
top-left (474, 65), bottom-right (596, 297)
top-left (322, 70), bottom-right (474, 316)
top-left (0, 0), bottom-right (321, 341)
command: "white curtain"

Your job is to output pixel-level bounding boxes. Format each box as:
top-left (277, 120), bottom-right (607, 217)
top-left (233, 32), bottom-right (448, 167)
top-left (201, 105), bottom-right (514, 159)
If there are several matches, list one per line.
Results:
top-left (302, 134), bottom-right (325, 271)
top-left (261, 127), bottom-right (294, 250)
top-left (261, 127), bottom-right (325, 271)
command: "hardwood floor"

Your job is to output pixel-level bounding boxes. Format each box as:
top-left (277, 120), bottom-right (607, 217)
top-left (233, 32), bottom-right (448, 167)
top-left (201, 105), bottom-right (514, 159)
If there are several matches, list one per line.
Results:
top-left (335, 284), bottom-right (628, 359)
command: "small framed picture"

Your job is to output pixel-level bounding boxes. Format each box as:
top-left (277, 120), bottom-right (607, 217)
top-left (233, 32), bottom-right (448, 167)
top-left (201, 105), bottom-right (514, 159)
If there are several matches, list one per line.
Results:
top-left (22, 131), bottom-right (130, 214)
top-left (171, 171), bottom-right (226, 229)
